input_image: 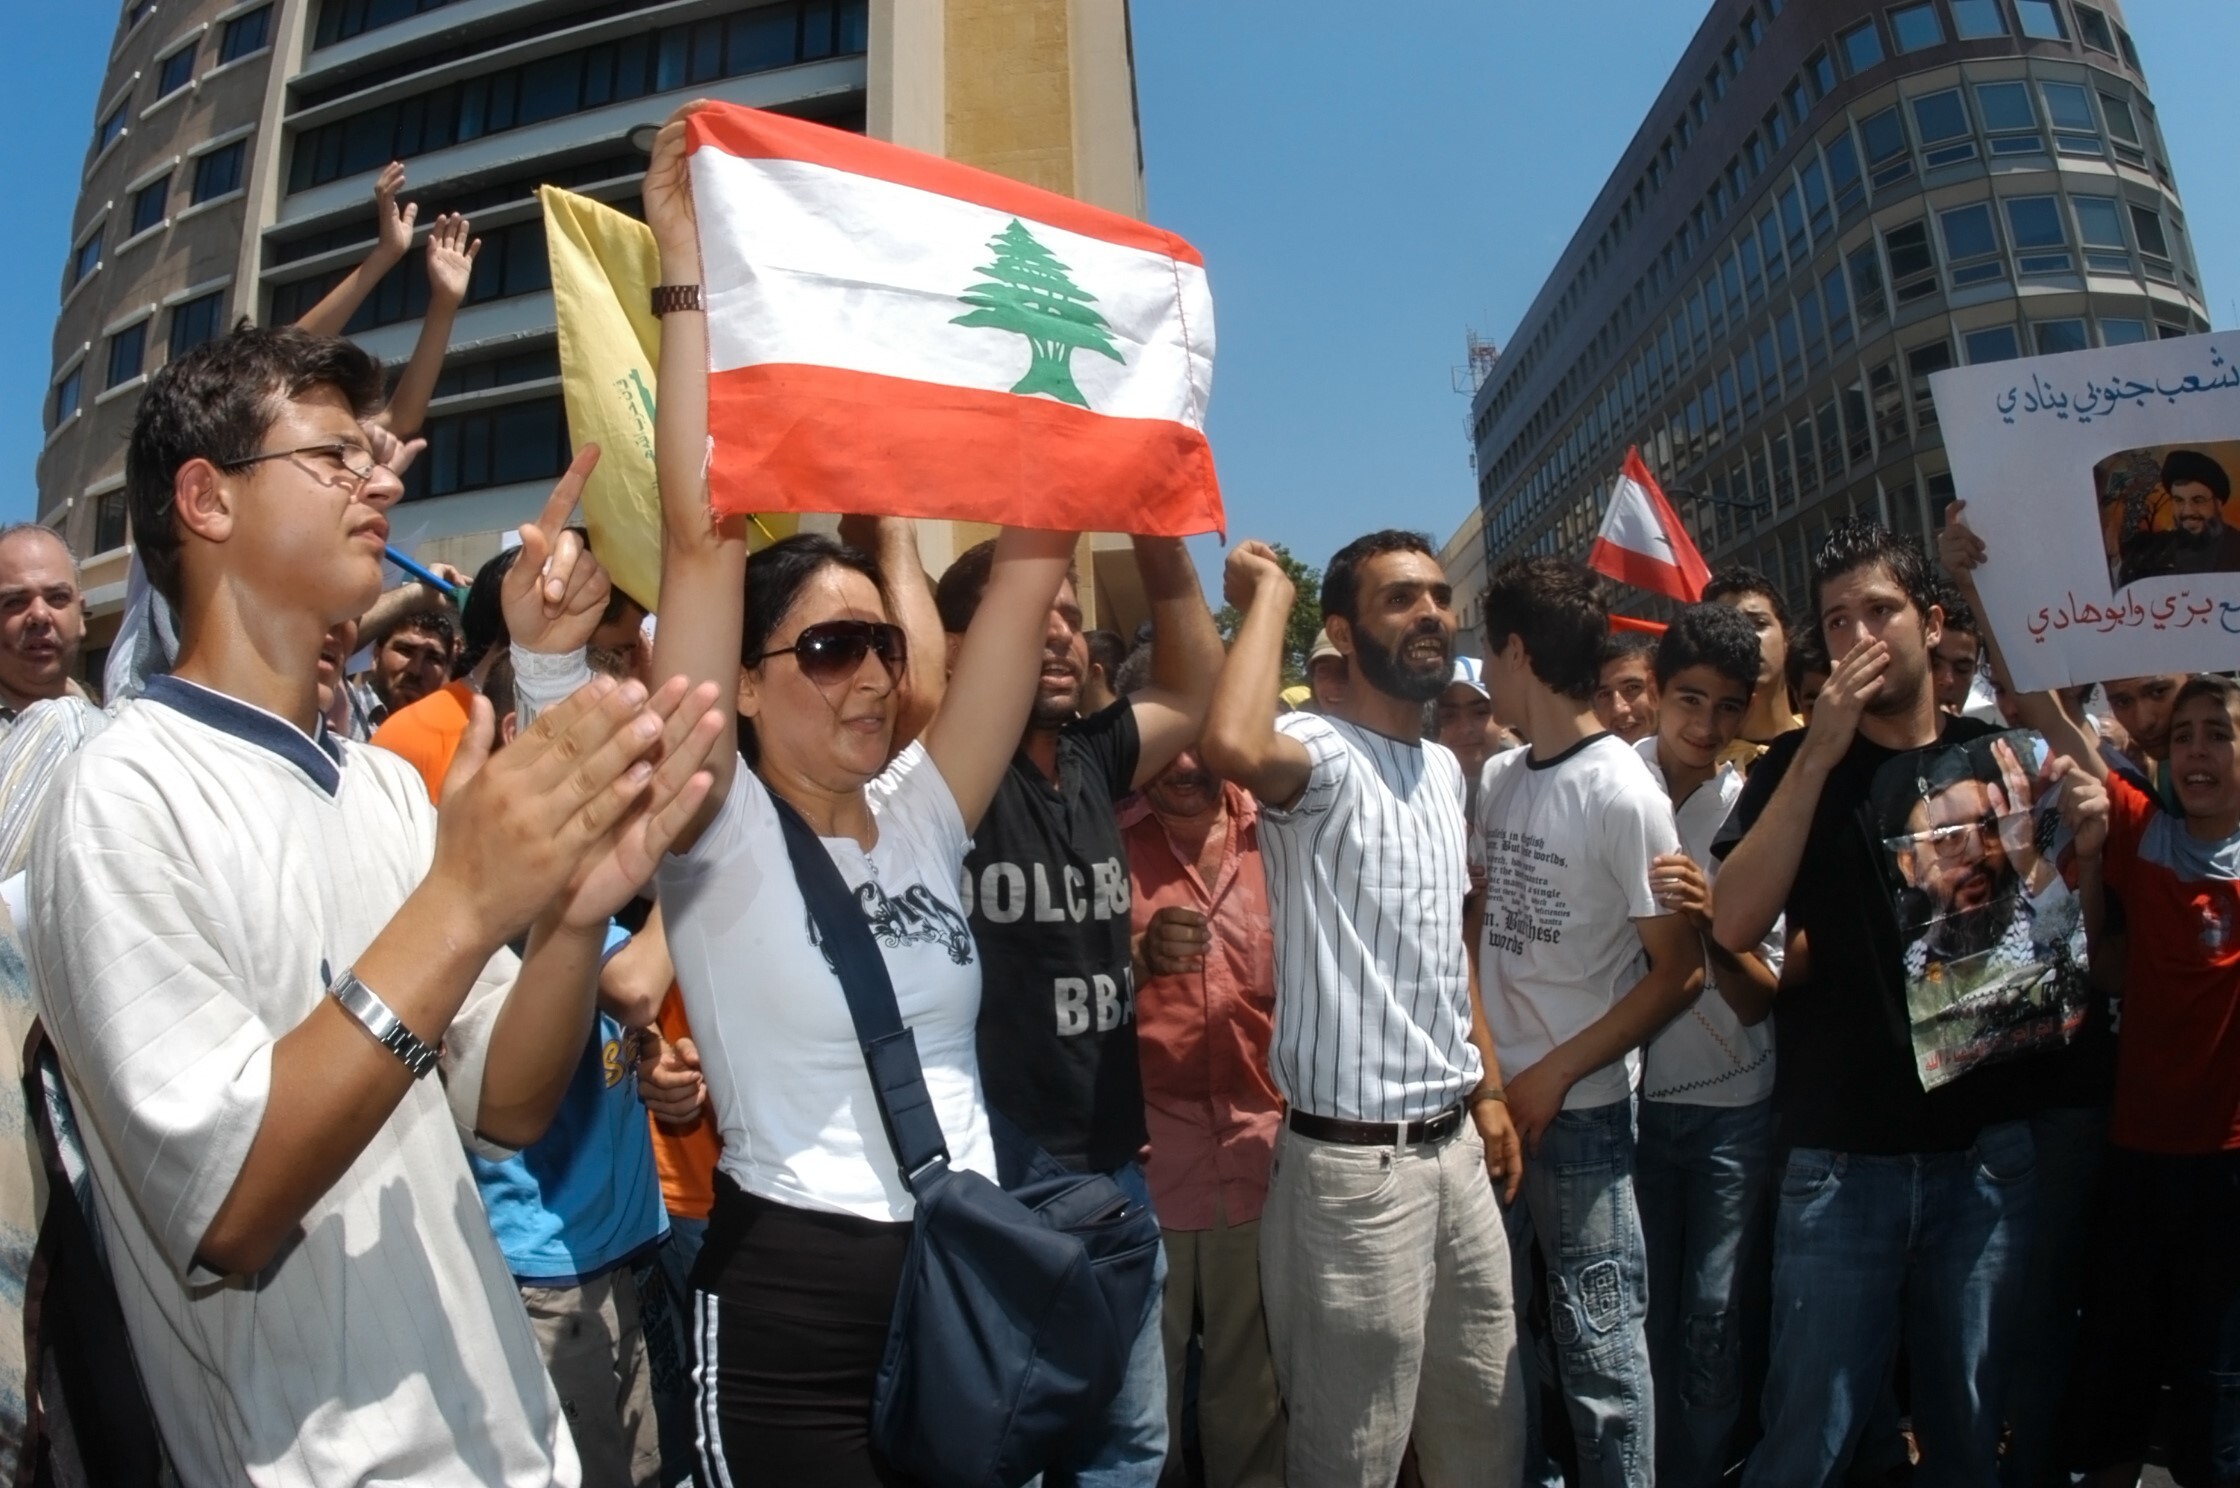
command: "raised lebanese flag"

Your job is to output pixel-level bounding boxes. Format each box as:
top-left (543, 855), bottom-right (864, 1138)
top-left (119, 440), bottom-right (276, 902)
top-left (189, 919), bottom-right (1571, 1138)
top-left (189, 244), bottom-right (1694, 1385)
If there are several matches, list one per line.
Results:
top-left (1589, 447), bottom-right (1711, 603)
top-left (684, 105), bottom-right (1221, 535)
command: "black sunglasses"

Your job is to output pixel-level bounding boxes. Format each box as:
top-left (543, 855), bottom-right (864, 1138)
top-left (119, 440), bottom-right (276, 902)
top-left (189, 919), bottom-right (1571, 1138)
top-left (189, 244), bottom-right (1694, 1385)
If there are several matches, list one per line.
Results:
top-left (753, 620), bottom-right (908, 683)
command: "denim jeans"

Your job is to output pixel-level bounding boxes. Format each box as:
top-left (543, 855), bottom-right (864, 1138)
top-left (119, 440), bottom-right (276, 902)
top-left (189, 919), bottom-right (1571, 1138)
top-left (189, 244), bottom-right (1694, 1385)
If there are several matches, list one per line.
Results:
top-left (1040, 1161), bottom-right (1170, 1487)
top-left (1503, 1097), bottom-right (1655, 1488)
top-left (2000, 1103), bottom-right (2107, 1488)
top-left (1636, 1097), bottom-right (1773, 1488)
top-left (1743, 1119), bottom-right (2038, 1488)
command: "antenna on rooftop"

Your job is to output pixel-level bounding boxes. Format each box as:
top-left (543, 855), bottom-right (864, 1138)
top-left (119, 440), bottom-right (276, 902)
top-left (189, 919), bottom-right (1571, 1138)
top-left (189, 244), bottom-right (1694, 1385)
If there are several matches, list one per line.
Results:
top-left (1451, 330), bottom-right (1502, 395)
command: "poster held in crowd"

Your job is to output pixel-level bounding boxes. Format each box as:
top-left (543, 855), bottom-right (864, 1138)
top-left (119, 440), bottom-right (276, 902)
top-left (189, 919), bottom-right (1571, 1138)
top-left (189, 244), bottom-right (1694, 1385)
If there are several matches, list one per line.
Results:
top-left (1931, 332), bottom-right (2240, 691)
top-left (681, 104), bottom-right (1224, 537)
top-left (1871, 728), bottom-right (2089, 1091)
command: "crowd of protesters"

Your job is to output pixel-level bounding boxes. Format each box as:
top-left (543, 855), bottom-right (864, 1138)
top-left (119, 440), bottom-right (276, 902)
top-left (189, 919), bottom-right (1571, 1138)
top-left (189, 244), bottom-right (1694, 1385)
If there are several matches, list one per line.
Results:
top-left (0, 109), bottom-right (2232, 1488)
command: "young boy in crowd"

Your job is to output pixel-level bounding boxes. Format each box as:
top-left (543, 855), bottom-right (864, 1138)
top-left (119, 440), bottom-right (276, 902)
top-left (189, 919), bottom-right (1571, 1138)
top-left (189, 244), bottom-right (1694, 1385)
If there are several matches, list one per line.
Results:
top-left (2057, 675), bottom-right (2240, 1488)
top-left (1470, 557), bottom-right (1703, 1488)
top-left (1627, 604), bottom-right (1783, 1488)
top-left (27, 325), bottom-right (722, 1485)
top-left (1703, 568), bottom-right (1803, 770)
top-left (1591, 629), bottom-right (1660, 744)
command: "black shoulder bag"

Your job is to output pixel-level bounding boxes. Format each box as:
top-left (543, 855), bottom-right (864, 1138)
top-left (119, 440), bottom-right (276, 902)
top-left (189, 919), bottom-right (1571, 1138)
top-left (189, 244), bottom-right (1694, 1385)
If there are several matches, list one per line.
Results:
top-left (770, 795), bottom-right (1162, 1488)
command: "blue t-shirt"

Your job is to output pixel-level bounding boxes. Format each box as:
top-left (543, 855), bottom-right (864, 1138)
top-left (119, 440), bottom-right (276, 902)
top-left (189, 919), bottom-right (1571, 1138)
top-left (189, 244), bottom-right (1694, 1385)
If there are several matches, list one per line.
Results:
top-left (470, 927), bottom-right (668, 1283)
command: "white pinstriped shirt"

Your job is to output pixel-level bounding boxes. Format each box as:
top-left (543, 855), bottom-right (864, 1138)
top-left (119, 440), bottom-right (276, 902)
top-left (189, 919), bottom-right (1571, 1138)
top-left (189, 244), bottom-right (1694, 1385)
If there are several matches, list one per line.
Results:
top-left (1256, 713), bottom-right (1481, 1123)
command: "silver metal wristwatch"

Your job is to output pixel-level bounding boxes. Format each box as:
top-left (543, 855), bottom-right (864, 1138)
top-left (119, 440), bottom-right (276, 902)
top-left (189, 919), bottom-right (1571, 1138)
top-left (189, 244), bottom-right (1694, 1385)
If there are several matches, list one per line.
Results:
top-left (329, 969), bottom-right (440, 1080)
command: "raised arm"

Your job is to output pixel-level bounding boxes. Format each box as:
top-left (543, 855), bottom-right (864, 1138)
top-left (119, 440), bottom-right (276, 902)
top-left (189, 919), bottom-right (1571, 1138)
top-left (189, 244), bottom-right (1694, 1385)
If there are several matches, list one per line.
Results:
top-left (922, 527), bottom-right (1078, 830)
top-left (1124, 536), bottom-right (1224, 789)
top-left (1937, 501), bottom-right (2103, 780)
top-left (294, 162), bottom-right (415, 337)
top-left (644, 105), bottom-right (746, 847)
top-left (839, 516), bottom-right (946, 751)
top-left (1199, 541), bottom-right (1313, 808)
top-left (376, 213), bottom-right (479, 439)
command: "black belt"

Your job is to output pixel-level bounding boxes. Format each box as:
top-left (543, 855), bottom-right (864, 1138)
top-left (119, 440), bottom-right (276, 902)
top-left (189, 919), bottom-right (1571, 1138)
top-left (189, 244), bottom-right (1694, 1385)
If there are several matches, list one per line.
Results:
top-left (1287, 1102), bottom-right (1465, 1147)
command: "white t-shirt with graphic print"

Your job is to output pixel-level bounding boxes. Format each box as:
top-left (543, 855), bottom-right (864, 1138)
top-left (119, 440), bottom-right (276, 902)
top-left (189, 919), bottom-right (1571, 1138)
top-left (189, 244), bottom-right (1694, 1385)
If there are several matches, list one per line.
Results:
top-left (1472, 732), bottom-right (1680, 1112)
top-left (657, 742), bottom-right (997, 1222)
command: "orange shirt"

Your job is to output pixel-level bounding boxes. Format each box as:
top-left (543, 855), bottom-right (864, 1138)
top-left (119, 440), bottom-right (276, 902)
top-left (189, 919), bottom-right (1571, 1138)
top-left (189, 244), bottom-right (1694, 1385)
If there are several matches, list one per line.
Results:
top-left (649, 987), bottom-right (721, 1221)
top-left (1119, 785), bottom-right (1284, 1230)
top-left (369, 681), bottom-right (476, 804)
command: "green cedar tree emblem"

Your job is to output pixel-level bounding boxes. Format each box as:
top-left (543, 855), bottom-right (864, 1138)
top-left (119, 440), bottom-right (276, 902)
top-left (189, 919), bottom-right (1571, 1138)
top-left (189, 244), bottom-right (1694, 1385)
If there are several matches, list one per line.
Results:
top-left (951, 218), bottom-right (1125, 408)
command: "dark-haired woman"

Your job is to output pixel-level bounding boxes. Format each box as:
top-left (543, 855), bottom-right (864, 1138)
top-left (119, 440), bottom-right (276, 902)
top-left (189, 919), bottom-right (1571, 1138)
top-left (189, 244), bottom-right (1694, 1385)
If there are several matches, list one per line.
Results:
top-left (641, 107), bottom-right (1080, 1486)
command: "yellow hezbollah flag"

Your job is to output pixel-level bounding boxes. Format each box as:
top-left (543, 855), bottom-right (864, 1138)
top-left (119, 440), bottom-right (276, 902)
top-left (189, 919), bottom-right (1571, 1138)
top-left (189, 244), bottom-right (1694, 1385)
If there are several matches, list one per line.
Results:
top-left (541, 186), bottom-right (797, 609)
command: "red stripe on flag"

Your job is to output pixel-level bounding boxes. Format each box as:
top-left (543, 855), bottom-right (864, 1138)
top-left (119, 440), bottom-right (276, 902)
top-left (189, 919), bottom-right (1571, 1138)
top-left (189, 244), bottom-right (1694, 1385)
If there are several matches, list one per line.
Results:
top-left (1609, 614), bottom-right (1668, 636)
top-left (706, 363), bottom-right (1224, 536)
top-left (1590, 536), bottom-right (1698, 601)
top-left (686, 105), bottom-right (1205, 267)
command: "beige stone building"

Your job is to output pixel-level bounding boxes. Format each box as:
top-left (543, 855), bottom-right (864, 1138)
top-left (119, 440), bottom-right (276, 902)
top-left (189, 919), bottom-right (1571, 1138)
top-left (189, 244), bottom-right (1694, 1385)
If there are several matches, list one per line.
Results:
top-left (39, 0), bottom-right (1156, 681)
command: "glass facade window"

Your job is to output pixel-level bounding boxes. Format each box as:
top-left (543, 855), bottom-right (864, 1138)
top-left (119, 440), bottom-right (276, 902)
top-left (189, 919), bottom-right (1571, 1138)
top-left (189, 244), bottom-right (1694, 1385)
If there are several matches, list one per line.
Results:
top-left (1807, 48), bottom-right (1836, 98)
top-left (1759, 212), bottom-right (1786, 285)
top-left (291, 0), bottom-right (870, 191)
top-left (2041, 82), bottom-right (2101, 155)
top-left (2099, 317), bottom-right (2148, 345)
top-left (192, 141), bottom-right (247, 203)
top-left (158, 45), bottom-right (197, 99)
top-left (130, 178), bottom-right (166, 236)
top-left (1912, 89), bottom-right (1977, 167)
top-left (2073, 5), bottom-right (2117, 52)
top-left (405, 397), bottom-right (571, 501)
top-left (95, 490), bottom-right (129, 554)
top-left (1861, 106), bottom-right (1914, 189)
top-left (70, 229), bottom-right (102, 288)
top-left (1975, 81), bottom-right (2042, 155)
top-left (2129, 203), bottom-right (2173, 280)
top-left (1840, 20), bottom-right (1885, 74)
top-left (1779, 183), bottom-right (1808, 263)
top-left (1940, 203), bottom-right (2005, 285)
top-left (169, 291), bottom-right (224, 357)
top-left (1764, 108), bottom-right (1788, 152)
top-left (1785, 78), bottom-right (1809, 126)
top-left (1965, 325), bottom-right (2022, 362)
top-left (106, 320), bottom-right (147, 388)
top-left (1825, 129), bottom-right (1866, 217)
top-left (315, 0), bottom-right (472, 49)
top-left (1777, 311), bottom-right (1803, 383)
top-left (1848, 241), bottom-right (1888, 323)
top-left (1899, 336), bottom-right (1953, 423)
top-left (2099, 91), bottom-right (2147, 166)
top-left (2003, 196), bottom-right (2071, 274)
top-left (1885, 220), bottom-right (1938, 303)
top-left (1800, 157), bottom-right (1832, 238)
top-left (219, 5), bottom-right (272, 63)
top-left (2072, 194), bottom-right (2132, 271)
top-left (2017, 0), bottom-right (2068, 40)
top-left (2033, 319), bottom-right (2088, 354)
top-left (1822, 264), bottom-right (1855, 351)
top-left (1816, 400), bottom-right (1847, 482)
top-left (98, 104), bottom-right (127, 154)
top-left (1951, 0), bottom-right (2009, 38)
top-left (51, 366), bottom-right (81, 428)
top-left (1755, 328), bottom-right (1780, 406)
top-left (1889, 3), bottom-right (1944, 53)
top-left (2117, 25), bottom-right (2141, 70)
top-left (1799, 289), bottom-right (1828, 367)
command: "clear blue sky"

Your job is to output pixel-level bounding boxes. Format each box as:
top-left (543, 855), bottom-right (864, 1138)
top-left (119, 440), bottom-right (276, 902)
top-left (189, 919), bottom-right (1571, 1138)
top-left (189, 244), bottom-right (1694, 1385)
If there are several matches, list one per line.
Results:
top-left (7, 1), bottom-right (2238, 568)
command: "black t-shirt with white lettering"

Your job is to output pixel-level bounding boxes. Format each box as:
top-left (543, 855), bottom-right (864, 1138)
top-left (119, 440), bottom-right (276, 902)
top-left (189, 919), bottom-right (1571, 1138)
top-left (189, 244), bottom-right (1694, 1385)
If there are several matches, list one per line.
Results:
top-left (1712, 716), bottom-right (2048, 1154)
top-left (961, 701), bottom-right (1144, 1174)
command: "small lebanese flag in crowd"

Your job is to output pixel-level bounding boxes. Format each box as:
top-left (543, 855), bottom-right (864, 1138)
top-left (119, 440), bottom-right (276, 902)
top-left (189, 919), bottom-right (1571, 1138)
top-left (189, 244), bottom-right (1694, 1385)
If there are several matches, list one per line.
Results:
top-left (1589, 447), bottom-right (1711, 603)
top-left (684, 105), bottom-right (1222, 535)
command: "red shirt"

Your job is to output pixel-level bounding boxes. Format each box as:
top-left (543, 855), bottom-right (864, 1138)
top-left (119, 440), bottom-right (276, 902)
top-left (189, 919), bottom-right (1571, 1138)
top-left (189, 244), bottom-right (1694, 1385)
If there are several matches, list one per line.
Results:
top-left (2103, 771), bottom-right (2240, 1153)
top-left (1120, 784), bottom-right (1284, 1230)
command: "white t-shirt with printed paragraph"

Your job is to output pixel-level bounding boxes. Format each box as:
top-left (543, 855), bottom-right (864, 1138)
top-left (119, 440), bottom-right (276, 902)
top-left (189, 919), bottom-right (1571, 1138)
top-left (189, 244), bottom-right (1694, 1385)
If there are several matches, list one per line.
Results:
top-left (1473, 731), bottom-right (1680, 1112)
top-left (27, 677), bottom-right (576, 1488)
top-left (656, 742), bottom-right (998, 1222)
top-left (1636, 737), bottom-right (1779, 1107)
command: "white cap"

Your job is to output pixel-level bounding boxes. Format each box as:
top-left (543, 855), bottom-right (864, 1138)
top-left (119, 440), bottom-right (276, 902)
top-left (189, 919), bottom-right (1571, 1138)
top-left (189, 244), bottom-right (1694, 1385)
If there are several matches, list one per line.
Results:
top-left (1447, 656), bottom-right (1488, 698)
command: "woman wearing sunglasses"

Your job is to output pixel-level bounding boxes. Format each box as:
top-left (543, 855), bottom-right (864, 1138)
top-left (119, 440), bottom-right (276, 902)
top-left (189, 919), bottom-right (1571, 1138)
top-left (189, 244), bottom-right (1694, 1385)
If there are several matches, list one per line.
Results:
top-left (640, 107), bottom-right (1080, 1487)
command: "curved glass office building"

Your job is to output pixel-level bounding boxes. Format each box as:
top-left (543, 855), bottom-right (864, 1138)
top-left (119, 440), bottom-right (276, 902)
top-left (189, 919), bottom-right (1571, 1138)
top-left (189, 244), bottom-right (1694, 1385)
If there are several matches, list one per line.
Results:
top-left (1469, 0), bottom-right (2207, 617)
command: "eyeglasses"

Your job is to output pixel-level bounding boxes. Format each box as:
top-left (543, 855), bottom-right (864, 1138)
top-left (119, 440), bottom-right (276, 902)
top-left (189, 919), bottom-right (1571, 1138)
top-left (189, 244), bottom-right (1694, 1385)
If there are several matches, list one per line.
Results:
top-left (1922, 811), bottom-right (2001, 860)
top-left (220, 442), bottom-right (381, 487)
top-left (752, 620), bottom-right (908, 684)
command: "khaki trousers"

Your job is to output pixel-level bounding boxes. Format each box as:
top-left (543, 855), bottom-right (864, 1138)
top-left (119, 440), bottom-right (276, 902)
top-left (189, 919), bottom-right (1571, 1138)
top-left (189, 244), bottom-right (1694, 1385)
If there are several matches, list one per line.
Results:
top-left (1260, 1120), bottom-right (1526, 1488)
top-left (520, 1269), bottom-right (664, 1488)
top-left (1161, 1211), bottom-right (1285, 1487)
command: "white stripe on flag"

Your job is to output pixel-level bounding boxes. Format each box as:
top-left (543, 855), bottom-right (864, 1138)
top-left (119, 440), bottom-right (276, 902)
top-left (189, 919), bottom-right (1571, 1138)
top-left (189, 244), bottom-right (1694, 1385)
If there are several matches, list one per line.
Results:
top-left (1600, 475), bottom-right (1681, 562)
top-left (692, 151), bottom-right (1215, 426)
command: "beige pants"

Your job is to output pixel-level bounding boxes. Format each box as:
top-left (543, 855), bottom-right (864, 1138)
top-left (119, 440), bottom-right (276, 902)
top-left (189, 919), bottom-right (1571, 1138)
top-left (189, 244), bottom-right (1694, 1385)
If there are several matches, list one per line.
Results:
top-left (1259, 1120), bottom-right (1526, 1488)
top-left (1161, 1212), bottom-right (1286, 1488)
top-left (520, 1269), bottom-right (664, 1488)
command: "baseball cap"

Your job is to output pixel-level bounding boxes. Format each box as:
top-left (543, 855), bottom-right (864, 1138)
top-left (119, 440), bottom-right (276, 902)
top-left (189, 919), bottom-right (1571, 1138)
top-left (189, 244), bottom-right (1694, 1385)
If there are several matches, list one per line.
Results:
top-left (1447, 656), bottom-right (1489, 698)
top-left (1307, 633), bottom-right (1343, 668)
